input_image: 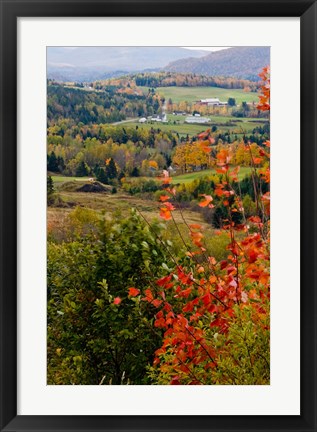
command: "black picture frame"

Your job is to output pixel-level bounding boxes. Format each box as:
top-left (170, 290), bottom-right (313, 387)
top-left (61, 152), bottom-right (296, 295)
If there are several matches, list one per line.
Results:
top-left (0, 1), bottom-right (316, 431)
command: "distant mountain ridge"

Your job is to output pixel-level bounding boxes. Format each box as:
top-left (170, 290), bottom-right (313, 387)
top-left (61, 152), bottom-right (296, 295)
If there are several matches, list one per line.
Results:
top-left (47, 47), bottom-right (209, 82)
top-left (164, 47), bottom-right (270, 81)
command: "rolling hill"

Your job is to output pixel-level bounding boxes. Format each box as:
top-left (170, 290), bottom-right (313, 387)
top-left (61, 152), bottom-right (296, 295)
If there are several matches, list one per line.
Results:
top-left (47, 47), bottom-right (210, 82)
top-left (164, 47), bottom-right (270, 81)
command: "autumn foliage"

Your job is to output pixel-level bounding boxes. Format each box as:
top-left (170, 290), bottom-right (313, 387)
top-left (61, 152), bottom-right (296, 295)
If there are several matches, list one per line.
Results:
top-left (47, 67), bottom-right (270, 386)
top-left (136, 67), bottom-right (270, 384)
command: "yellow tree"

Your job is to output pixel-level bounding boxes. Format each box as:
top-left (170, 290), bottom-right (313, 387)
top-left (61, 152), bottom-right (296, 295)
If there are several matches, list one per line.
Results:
top-left (149, 160), bottom-right (159, 170)
top-left (173, 142), bottom-right (209, 173)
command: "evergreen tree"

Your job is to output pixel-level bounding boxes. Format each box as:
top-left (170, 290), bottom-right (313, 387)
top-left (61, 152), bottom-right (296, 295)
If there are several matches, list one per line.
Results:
top-left (228, 97), bottom-right (236, 106)
top-left (57, 156), bottom-right (65, 172)
top-left (131, 167), bottom-right (140, 177)
top-left (105, 158), bottom-right (118, 179)
top-left (47, 175), bottom-right (54, 196)
top-left (93, 163), bottom-right (100, 176)
top-left (96, 168), bottom-right (108, 184)
top-left (47, 151), bottom-right (59, 172)
top-left (76, 161), bottom-right (89, 177)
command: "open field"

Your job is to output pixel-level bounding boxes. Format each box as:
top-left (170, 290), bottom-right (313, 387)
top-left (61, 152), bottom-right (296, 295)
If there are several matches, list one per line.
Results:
top-left (172, 166), bottom-right (252, 184)
top-left (48, 178), bottom-right (249, 261)
top-left (167, 114), bottom-right (237, 123)
top-left (50, 166), bottom-right (252, 233)
top-left (120, 120), bottom-right (213, 137)
top-left (47, 190), bottom-right (209, 235)
top-left (166, 114), bottom-right (267, 132)
top-left (124, 167), bottom-right (252, 185)
top-left (52, 167), bottom-right (252, 190)
top-left (47, 190), bottom-right (234, 265)
top-left (141, 86), bottom-right (259, 104)
top-left (121, 117), bottom-right (267, 138)
top-left (49, 175), bottom-right (93, 183)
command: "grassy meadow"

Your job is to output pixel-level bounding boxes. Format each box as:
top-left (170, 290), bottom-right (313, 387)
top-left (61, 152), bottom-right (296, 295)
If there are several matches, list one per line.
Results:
top-left (172, 166), bottom-right (252, 184)
top-left (141, 86), bottom-right (259, 104)
top-left (51, 166), bottom-right (251, 188)
top-left (49, 166), bottom-right (252, 243)
top-left (123, 117), bottom-right (266, 138)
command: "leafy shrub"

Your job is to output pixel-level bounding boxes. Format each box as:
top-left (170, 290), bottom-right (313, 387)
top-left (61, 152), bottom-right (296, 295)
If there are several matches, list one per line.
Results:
top-left (47, 210), bottom-right (176, 384)
top-left (123, 178), bottom-right (161, 196)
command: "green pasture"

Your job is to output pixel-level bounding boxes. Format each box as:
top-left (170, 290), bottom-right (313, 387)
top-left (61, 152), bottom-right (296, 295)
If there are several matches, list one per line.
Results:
top-left (122, 120), bottom-right (211, 137)
top-left (167, 114), bottom-right (267, 131)
top-left (142, 86), bottom-right (259, 104)
top-left (124, 166), bottom-right (252, 186)
top-left (123, 117), bottom-right (267, 137)
top-left (172, 166), bottom-right (252, 184)
top-left (49, 175), bottom-right (92, 184)
top-left (51, 166), bottom-right (252, 192)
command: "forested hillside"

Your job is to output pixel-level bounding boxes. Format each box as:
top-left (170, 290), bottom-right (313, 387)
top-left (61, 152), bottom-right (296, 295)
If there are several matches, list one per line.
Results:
top-left (47, 84), bottom-right (162, 125)
top-left (165, 47), bottom-right (270, 81)
top-left (96, 72), bottom-right (260, 91)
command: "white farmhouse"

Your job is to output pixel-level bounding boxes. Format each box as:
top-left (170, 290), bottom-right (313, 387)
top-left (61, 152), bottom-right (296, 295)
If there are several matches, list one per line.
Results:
top-left (152, 114), bottom-right (168, 123)
top-left (162, 113), bottom-right (168, 123)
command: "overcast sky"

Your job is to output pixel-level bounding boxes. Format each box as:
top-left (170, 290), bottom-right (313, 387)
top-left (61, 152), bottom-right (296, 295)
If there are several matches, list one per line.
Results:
top-left (183, 47), bottom-right (230, 52)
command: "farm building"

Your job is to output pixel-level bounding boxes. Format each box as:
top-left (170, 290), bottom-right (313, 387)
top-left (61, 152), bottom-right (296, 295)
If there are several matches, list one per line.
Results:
top-left (185, 116), bottom-right (210, 124)
top-left (167, 166), bottom-right (176, 174)
top-left (199, 98), bottom-right (228, 106)
top-left (172, 111), bottom-right (186, 116)
top-left (152, 113), bottom-right (168, 123)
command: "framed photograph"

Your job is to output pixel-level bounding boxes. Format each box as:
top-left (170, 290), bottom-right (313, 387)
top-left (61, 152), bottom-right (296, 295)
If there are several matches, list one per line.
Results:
top-left (0, 1), bottom-right (316, 431)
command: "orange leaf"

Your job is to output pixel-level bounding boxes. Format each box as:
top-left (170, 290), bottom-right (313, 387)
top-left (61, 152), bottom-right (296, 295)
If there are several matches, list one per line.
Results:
top-left (189, 223), bottom-right (202, 230)
top-left (259, 149), bottom-right (266, 157)
top-left (165, 202), bottom-right (175, 211)
top-left (208, 304), bottom-right (218, 313)
top-left (197, 130), bottom-right (210, 139)
top-left (154, 317), bottom-right (166, 328)
top-left (214, 186), bottom-right (224, 197)
top-left (201, 145), bottom-right (211, 154)
top-left (249, 216), bottom-right (262, 224)
top-left (142, 288), bottom-right (154, 303)
top-left (128, 287), bottom-right (140, 297)
top-left (152, 298), bottom-right (162, 308)
top-left (179, 287), bottom-right (192, 298)
top-left (160, 207), bottom-right (172, 220)
top-left (113, 297), bottom-right (122, 305)
top-left (162, 177), bottom-right (172, 185)
top-left (207, 275), bottom-right (216, 284)
top-left (157, 275), bottom-right (172, 287)
top-left (253, 157), bottom-right (263, 165)
top-left (199, 195), bottom-right (213, 207)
